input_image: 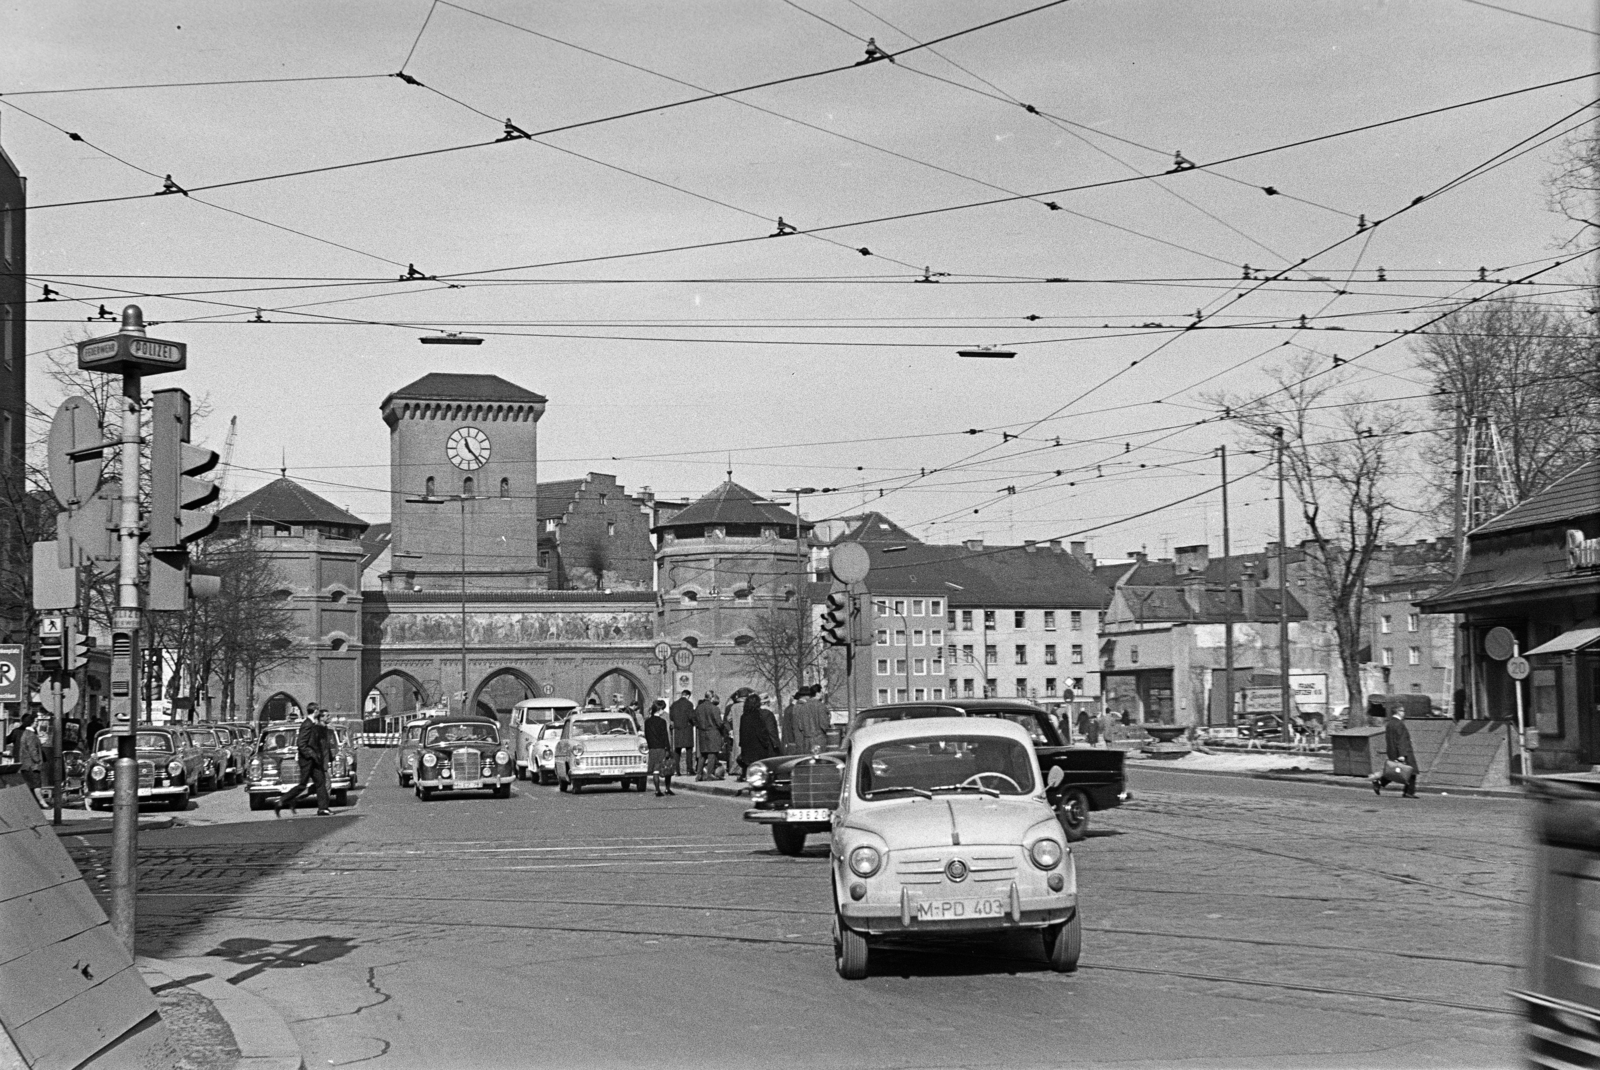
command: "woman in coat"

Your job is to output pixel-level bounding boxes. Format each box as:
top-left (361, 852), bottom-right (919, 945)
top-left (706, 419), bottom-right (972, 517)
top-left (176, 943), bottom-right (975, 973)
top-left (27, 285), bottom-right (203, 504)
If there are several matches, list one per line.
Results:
top-left (693, 695), bottom-right (724, 780)
top-left (739, 692), bottom-right (780, 769)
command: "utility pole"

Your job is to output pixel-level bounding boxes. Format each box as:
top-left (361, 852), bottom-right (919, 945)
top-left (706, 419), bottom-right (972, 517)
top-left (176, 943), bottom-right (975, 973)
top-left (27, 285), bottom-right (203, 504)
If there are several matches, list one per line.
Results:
top-left (777, 489), bottom-right (816, 698)
top-left (1450, 402), bottom-right (1469, 718)
top-left (1219, 445), bottom-right (1234, 727)
top-left (110, 368), bottom-right (142, 953)
top-left (1275, 427), bottom-right (1291, 735)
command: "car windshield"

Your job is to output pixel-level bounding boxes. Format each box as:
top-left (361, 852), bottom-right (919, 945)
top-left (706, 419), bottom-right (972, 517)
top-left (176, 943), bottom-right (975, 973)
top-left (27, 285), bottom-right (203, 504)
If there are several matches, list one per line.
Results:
top-left (332, 726), bottom-right (348, 744)
top-left (990, 712), bottom-right (1051, 744)
top-left (857, 735), bottom-right (1035, 799)
top-left (188, 730), bottom-right (217, 746)
top-left (404, 724), bottom-right (423, 742)
top-left (570, 717), bottom-right (635, 737)
top-left (538, 724), bottom-right (563, 740)
top-left (261, 728), bottom-right (298, 751)
top-left (96, 732), bottom-right (173, 754)
top-left (424, 722), bottom-right (498, 746)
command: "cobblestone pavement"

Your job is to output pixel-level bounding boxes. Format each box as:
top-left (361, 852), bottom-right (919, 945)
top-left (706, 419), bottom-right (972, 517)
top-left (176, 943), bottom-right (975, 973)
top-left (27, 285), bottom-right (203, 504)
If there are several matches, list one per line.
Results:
top-left (61, 751), bottom-right (1527, 1069)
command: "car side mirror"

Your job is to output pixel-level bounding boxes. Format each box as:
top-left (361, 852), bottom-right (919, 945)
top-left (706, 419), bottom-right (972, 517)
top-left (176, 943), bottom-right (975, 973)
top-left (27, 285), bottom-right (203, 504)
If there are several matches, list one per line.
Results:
top-left (1046, 766), bottom-right (1065, 789)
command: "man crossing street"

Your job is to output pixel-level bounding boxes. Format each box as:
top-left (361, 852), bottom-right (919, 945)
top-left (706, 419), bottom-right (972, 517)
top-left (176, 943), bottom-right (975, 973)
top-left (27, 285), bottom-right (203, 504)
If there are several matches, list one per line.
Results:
top-left (277, 706), bottom-right (336, 815)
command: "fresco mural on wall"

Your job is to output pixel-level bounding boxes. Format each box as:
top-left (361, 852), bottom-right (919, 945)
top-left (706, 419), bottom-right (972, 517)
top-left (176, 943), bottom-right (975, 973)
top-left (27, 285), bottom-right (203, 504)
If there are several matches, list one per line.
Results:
top-left (366, 611), bottom-right (653, 647)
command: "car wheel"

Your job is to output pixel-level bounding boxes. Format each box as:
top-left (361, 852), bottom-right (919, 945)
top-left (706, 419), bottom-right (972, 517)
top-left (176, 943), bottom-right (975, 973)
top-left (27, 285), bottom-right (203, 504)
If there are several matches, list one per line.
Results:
top-left (834, 912), bottom-right (869, 980)
top-left (557, 773), bottom-right (569, 793)
top-left (571, 779), bottom-right (583, 794)
top-left (618, 778), bottom-right (629, 792)
top-left (333, 790), bottom-right (349, 807)
top-left (771, 825), bottom-right (808, 856)
top-left (540, 769), bottom-right (554, 785)
top-left (1043, 910), bottom-right (1082, 972)
top-left (169, 789), bottom-right (190, 811)
top-left (419, 787), bottom-right (434, 801)
top-left (1056, 789), bottom-right (1090, 843)
top-left (248, 794), bottom-right (266, 811)
top-left (495, 783), bottom-right (511, 799)
top-left (397, 772), bottom-right (406, 787)
top-left (516, 765), bottom-right (526, 782)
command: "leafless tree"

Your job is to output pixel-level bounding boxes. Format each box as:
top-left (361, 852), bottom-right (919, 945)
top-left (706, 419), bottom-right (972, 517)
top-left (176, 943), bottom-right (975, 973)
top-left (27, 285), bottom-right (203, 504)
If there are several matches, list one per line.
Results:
top-left (1213, 355), bottom-right (1410, 711)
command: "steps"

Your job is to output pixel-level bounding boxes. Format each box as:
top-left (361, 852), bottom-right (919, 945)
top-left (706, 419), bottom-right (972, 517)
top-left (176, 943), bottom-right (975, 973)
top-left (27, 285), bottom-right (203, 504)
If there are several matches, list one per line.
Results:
top-left (1417, 720), bottom-right (1511, 790)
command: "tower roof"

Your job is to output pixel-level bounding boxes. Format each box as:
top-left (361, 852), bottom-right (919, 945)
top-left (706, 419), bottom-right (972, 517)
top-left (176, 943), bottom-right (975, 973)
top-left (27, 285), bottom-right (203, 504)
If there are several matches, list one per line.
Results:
top-left (218, 477), bottom-right (369, 530)
top-left (381, 373), bottom-right (547, 408)
top-left (651, 481), bottom-right (806, 532)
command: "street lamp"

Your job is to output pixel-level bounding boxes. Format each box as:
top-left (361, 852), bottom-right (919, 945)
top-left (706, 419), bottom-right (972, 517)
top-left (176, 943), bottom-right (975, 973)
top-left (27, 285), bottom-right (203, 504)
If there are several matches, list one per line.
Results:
top-left (403, 493), bottom-right (474, 714)
top-left (775, 488), bottom-right (817, 695)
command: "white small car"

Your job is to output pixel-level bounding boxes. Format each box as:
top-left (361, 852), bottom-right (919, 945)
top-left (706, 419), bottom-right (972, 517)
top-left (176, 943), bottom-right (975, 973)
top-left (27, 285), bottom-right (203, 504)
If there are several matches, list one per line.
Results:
top-left (529, 722), bottom-right (565, 785)
top-left (830, 717), bottom-right (1080, 979)
top-left (553, 711), bottom-right (648, 793)
top-left (511, 697), bottom-right (579, 781)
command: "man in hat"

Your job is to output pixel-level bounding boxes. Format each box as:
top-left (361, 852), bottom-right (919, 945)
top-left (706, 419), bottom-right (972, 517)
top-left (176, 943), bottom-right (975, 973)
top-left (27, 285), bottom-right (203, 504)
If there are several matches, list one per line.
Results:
top-left (669, 689), bottom-right (696, 776)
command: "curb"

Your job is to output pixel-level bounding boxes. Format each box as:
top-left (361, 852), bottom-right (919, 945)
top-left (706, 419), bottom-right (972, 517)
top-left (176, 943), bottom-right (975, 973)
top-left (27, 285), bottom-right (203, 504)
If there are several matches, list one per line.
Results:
top-left (53, 815), bottom-right (178, 836)
top-left (1132, 762), bottom-right (1525, 799)
top-left (667, 777), bottom-right (748, 799)
top-left (137, 957), bottom-right (304, 1070)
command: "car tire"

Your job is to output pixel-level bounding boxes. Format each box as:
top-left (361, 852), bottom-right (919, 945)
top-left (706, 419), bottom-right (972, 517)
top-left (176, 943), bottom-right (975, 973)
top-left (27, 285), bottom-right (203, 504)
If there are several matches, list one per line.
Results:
top-left (419, 787), bottom-right (434, 801)
top-left (495, 783), bottom-right (511, 799)
top-left (1056, 789), bottom-right (1090, 842)
top-left (571, 779), bottom-right (583, 794)
top-left (834, 913), bottom-right (869, 980)
top-left (771, 825), bottom-right (808, 856)
top-left (1043, 910), bottom-right (1082, 972)
top-left (333, 789), bottom-right (348, 807)
top-left (247, 794), bottom-right (266, 811)
top-left (557, 774), bottom-right (569, 793)
top-left (618, 778), bottom-right (629, 792)
top-left (397, 772), bottom-right (406, 787)
top-left (169, 789), bottom-right (190, 811)
top-left (540, 769), bottom-right (554, 785)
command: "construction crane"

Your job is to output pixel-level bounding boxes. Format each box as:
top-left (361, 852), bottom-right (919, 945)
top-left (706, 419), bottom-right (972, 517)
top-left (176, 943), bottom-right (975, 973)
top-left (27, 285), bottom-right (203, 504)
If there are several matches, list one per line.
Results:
top-left (214, 416), bottom-right (238, 505)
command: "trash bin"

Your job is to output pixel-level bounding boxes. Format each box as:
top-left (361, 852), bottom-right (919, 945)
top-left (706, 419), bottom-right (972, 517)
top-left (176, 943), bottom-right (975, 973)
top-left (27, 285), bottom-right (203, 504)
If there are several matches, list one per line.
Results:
top-left (1329, 726), bottom-right (1386, 777)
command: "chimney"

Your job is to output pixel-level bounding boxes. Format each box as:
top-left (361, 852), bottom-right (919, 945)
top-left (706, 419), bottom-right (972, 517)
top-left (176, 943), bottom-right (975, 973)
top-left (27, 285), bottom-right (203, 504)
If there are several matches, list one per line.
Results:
top-left (1127, 550), bottom-right (1147, 563)
top-left (1025, 540), bottom-right (1038, 553)
top-left (1174, 544), bottom-right (1210, 577)
top-left (964, 538), bottom-right (984, 552)
top-left (1069, 540), bottom-right (1093, 567)
top-left (1048, 540), bottom-right (1062, 552)
top-left (1239, 566), bottom-right (1258, 618)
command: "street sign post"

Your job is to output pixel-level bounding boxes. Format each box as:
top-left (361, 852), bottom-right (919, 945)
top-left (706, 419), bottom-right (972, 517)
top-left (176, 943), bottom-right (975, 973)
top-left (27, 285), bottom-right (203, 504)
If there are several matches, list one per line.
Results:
top-left (76, 306), bottom-right (186, 376)
top-left (1507, 656), bottom-right (1531, 681)
top-left (47, 396), bottom-right (103, 509)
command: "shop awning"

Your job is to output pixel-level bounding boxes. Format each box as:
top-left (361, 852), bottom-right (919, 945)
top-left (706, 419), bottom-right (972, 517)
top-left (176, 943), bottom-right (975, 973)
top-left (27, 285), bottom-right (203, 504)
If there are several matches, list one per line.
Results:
top-left (1524, 626), bottom-right (1600, 656)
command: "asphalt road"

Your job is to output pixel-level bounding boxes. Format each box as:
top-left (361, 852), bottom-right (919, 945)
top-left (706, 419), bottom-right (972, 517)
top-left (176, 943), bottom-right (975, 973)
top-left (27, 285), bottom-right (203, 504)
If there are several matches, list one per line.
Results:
top-left (61, 754), bottom-right (1528, 1070)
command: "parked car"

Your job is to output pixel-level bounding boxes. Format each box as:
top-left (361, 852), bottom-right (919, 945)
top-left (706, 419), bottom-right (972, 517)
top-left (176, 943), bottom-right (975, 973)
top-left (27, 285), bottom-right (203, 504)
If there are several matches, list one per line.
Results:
top-left (745, 699), bottom-right (1128, 856)
top-left (245, 721), bottom-right (354, 810)
top-left (552, 710), bottom-right (648, 793)
top-left (412, 715), bottom-right (514, 800)
top-left (511, 697), bottom-right (580, 780)
top-left (84, 728), bottom-right (203, 811)
top-left (527, 721), bottom-right (565, 784)
top-left (396, 716), bottom-right (431, 787)
top-left (181, 726), bottom-right (231, 791)
top-left (331, 723), bottom-right (359, 786)
top-left (211, 724), bottom-right (254, 784)
top-left (830, 716), bottom-right (1080, 979)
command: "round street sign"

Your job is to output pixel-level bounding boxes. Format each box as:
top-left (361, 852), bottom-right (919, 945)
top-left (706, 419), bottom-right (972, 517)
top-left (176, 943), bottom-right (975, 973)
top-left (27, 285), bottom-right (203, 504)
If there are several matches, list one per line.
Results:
top-left (653, 641), bottom-right (672, 661)
top-left (672, 647), bottom-right (695, 669)
top-left (1506, 656), bottom-right (1531, 681)
top-left (32, 678), bottom-right (81, 713)
top-left (1484, 626), bottom-right (1517, 661)
top-left (542, 683), bottom-right (554, 696)
top-left (830, 542), bottom-right (871, 584)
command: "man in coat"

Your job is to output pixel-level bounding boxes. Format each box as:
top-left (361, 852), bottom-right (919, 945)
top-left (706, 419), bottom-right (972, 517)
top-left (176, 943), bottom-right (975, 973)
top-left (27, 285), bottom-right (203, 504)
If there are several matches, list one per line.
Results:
top-left (668, 690), bottom-right (696, 775)
top-left (277, 706), bottom-right (335, 815)
top-left (693, 693), bottom-right (724, 780)
top-left (643, 699), bottom-right (674, 797)
top-left (792, 685), bottom-right (831, 753)
top-left (16, 713), bottom-right (43, 804)
top-left (1375, 707), bottom-right (1419, 798)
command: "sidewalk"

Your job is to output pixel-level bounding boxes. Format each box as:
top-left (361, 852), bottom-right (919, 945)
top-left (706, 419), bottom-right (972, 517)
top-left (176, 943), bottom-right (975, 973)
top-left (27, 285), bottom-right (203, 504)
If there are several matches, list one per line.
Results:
top-left (124, 958), bottom-right (304, 1070)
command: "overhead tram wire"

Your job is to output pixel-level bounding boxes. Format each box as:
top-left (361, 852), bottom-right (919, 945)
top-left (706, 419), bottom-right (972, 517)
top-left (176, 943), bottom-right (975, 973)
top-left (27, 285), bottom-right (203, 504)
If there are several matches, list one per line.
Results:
top-left (0, 73), bottom-right (394, 97)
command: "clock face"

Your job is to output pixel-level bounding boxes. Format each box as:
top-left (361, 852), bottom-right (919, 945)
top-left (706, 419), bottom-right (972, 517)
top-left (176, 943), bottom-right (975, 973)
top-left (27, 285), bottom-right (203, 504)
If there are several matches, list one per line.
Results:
top-left (446, 426), bottom-right (491, 470)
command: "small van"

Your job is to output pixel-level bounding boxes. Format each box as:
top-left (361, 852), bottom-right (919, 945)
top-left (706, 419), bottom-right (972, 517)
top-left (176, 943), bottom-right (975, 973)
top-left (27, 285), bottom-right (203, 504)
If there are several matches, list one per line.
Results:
top-left (511, 697), bottom-right (580, 780)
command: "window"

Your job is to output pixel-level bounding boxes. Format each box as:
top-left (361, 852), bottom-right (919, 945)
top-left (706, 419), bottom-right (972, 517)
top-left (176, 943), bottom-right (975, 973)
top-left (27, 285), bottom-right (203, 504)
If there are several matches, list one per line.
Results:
top-left (1072, 677), bottom-right (1084, 691)
top-left (961, 611), bottom-right (973, 631)
top-left (931, 655), bottom-right (944, 674)
top-left (961, 644), bottom-right (974, 665)
top-left (931, 628), bottom-right (943, 646)
top-left (1044, 611), bottom-right (1056, 631)
top-left (1071, 645), bottom-right (1084, 665)
top-left (894, 659), bottom-right (907, 675)
top-left (947, 644), bottom-right (958, 662)
top-left (1015, 678), bottom-right (1029, 698)
top-left (912, 599), bottom-right (924, 616)
top-left (875, 599), bottom-right (888, 617)
top-left (893, 599), bottom-right (906, 615)
top-left (425, 476), bottom-right (435, 497)
top-left (1045, 678), bottom-right (1057, 696)
top-left (543, 518), bottom-right (556, 532)
top-left (1411, 682), bottom-right (1423, 692)
top-left (1380, 615), bottom-right (1392, 634)
top-left (538, 551), bottom-right (550, 568)
top-left (1014, 644), bottom-right (1028, 665)
top-left (463, 476), bottom-right (474, 496)
top-left (1407, 613), bottom-right (1419, 632)
top-left (910, 659), bottom-right (923, 675)
top-left (894, 628), bottom-right (906, 646)
top-left (1408, 647), bottom-right (1421, 665)
top-left (984, 610), bottom-right (996, 628)
top-left (607, 522), bottom-right (616, 536)
top-left (1070, 611), bottom-right (1082, 631)
top-left (877, 689), bottom-right (890, 705)
top-left (914, 688), bottom-right (926, 701)
top-left (1044, 645), bottom-right (1057, 665)
top-left (1014, 611), bottom-right (1026, 629)
top-left (1377, 591), bottom-right (1389, 602)
top-left (929, 599), bottom-right (943, 617)
top-left (913, 629), bottom-right (926, 646)
top-left (1097, 611), bottom-right (1105, 628)
top-left (876, 628), bottom-right (889, 645)
top-left (1130, 646), bottom-right (1139, 665)
top-left (876, 659), bottom-right (889, 675)
top-left (681, 590), bottom-right (699, 604)
top-left (599, 492), bottom-right (608, 502)
top-left (896, 689), bottom-right (908, 702)
top-left (1382, 648), bottom-right (1394, 666)
top-left (985, 645), bottom-right (997, 665)
top-left (500, 477), bottom-right (510, 498)
top-left (932, 688), bottom-right (945, 700)
top-left (961, 678), bottom-right (974, 697)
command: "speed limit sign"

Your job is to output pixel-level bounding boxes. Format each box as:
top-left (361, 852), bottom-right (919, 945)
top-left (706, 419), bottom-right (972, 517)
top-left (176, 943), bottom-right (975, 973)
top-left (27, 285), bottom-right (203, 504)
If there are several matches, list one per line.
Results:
top-left (1506, 656), bottom-right (1531, 681)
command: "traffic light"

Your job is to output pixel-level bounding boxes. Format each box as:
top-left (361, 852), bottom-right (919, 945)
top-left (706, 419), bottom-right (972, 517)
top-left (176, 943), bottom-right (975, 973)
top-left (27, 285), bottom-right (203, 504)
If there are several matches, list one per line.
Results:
top-left (148, 389), bottom-right (220, 612)
top-left (65, 627), bottom-right (92, 672)
top-left (821, 591), bottom-right (849, 646)
top-left (38, 625), bottom-right (63, 672)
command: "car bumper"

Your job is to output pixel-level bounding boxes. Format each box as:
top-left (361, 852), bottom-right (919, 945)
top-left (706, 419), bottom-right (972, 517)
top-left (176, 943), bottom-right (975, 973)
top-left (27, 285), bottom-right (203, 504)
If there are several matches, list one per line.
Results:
top-left (86, 784), bottom-right (187, 802)
top-left (840, 889), bottom-right (1077, 934)
top-left (567, 765), bottom-right (646, 781)
top-left (248, 776), bottom-right (353, 796)
top-left (743, 807), bottom-right (832, 827)
top-left (417, 774), bottom-right (514, 791)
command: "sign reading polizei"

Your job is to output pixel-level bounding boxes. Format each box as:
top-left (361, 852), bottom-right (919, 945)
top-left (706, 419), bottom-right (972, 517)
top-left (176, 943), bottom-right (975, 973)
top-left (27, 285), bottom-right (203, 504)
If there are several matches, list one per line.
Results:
top-left (77, 332), bottom-right (187, 374)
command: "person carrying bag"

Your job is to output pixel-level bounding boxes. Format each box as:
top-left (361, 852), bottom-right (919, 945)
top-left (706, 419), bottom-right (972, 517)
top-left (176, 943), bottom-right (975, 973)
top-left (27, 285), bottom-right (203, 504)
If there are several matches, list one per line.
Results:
top-left (1373, 708), bottom-right (1419, 798)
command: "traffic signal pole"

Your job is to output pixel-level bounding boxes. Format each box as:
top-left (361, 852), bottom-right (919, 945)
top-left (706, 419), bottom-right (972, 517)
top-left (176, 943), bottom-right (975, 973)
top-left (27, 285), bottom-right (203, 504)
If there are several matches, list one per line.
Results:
top-left (109, 369), bottom-right (142, 954)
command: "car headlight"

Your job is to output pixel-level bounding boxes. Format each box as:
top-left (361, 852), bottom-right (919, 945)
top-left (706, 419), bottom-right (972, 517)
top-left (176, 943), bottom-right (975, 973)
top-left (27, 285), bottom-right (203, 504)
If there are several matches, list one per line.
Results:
top-left (495, 750), bottom-right (510, 765)
top-left (1029, 838), bottom-right (1063, 870)
top-left (570, 743), bottom-right (584, 758)
top-left (247, 757), bottom-right (261, 776)
top-left (539, 747), bottom-right (551, 759)
top-left (746, 764), bottom-right (769, 788)
top-left (848, 845), bottom-right (882, 878)
top-left (167, 760), bottom-right (184, 777)
top-left (422, 752), bottom-right (438, 767)
top-left (89, 764), bottom-right (107, 781)
top-left (638, 740), bottom-right (649, 755)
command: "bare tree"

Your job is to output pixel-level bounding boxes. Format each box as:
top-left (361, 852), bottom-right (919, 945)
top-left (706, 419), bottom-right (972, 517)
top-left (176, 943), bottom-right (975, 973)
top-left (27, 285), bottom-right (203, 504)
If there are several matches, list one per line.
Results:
top-left (1548, 123), bottom-right (1600, 257)
top-left (1214, 355), bottom-right (1410, 711)
top-left (731, 610), bottom-right (805, 707)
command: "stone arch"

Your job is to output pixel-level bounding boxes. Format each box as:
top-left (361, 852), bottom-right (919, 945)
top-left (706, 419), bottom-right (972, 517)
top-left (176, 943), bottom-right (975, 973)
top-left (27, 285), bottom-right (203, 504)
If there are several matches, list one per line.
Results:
top-left (362, 668), bottom-right (430, 731)
top-left (584, 668), bottom-right (648, 711)
top-left (258, 691), bottom-right (302, 723)
top-left (469, 666), bottom-right (539, 727)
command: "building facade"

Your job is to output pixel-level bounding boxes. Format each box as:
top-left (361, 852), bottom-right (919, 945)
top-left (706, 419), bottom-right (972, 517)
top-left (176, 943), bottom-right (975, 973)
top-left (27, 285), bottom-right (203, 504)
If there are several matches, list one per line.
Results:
top-left (0, 137), bottom-right (27, 646)
top-left (536, 473), bottom-right (655, 590)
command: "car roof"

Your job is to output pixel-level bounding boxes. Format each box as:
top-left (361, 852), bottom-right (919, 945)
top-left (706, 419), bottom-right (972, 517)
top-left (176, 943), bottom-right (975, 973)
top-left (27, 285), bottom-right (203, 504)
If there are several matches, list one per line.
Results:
top-left (514, 697), bottom-right (580, 709)
top-left (861, 699), bottom-right (1046, 718)
top-left (850, 716), bottom-right (1034, 748)
top-left (570, 709), bottom-right (635, 721)
top-left (419, 714), bottom-right (499, 728)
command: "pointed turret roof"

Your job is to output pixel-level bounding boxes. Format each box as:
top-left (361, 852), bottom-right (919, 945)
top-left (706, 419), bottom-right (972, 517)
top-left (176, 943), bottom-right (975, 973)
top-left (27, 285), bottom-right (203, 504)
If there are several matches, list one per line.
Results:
top-left (651, 481), bottom-right (807, 532)
top-left (218, 477), bottom-right (369, 530)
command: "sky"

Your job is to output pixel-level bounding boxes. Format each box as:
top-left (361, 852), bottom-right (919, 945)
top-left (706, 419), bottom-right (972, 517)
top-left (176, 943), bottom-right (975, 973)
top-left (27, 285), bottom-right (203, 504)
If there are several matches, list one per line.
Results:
top-left (2, 0), bottom-right (1596, 560)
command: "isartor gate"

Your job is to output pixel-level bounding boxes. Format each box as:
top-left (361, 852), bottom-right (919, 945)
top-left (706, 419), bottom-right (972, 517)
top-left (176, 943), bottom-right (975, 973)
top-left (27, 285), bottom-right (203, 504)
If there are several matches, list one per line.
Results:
top-left (359, 590), bottom-right (662, 726)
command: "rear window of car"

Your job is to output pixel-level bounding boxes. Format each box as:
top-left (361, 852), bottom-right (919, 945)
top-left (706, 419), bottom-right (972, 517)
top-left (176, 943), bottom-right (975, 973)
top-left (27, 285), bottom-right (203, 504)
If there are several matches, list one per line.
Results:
top-left (262, 729), bottom-right (298, 751)
top-left (986, 712), bottom-right (1051, 744)
top-left (854, 705), bottom-right (963, 729)
top-left (188, 730), bottom-right (217, 746)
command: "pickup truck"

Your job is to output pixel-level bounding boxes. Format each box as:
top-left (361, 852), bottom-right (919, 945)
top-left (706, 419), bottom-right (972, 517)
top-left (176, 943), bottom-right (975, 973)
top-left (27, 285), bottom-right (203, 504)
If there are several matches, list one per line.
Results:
top-left (743, 699), bottom-right (1129, 856)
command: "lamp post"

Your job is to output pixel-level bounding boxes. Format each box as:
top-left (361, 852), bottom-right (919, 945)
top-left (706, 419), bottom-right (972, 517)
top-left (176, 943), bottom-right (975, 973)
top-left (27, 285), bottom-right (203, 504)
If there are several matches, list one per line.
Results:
top-left (403, 493), bottom-right (473, 713)
top-left (775, 488), bottom-right (816, 696)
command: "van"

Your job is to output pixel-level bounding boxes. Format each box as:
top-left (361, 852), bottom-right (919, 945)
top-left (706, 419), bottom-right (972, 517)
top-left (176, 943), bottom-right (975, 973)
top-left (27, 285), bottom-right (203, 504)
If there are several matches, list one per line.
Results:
top-left (510, 697), bottom-right (580, 779)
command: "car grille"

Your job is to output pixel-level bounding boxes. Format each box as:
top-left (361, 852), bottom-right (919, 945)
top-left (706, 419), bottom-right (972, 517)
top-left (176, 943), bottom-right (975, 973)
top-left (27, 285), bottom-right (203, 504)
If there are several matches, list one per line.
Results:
top-left (453, 750), bottom-right (481, 780)
top-left (277, 759), bottom-right (298, 783)
top-left (894, 849), bottom-right (1019, 887)
top-left (582, 754), bottom-right (639, 768)
top-left (791, 761), bottom-right (842, 809)
top-left (137, 760), bottom-right (154, 787)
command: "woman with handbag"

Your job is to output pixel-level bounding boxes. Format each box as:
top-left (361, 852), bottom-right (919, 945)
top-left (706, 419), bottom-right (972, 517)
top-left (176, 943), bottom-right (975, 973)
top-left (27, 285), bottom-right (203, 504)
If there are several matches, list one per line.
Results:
top-left (1374, 708), bottom-right (1418, 798)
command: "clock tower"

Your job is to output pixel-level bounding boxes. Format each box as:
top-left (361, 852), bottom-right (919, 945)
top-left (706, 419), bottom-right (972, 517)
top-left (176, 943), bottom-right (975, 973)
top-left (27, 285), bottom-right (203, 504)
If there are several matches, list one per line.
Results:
top-left (380, 372), bottom-right (549, 591)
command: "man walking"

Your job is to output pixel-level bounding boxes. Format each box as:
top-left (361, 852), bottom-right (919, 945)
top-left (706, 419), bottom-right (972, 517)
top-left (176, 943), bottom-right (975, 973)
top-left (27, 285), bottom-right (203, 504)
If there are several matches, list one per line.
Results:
top-left (1374, 706), bottom-right (1419, 798)
top-left (16, 713), bottom-right (43, 805)
top-left (669, 689), bottom-right (696, 775)
top-left (693, 692), bottom-right (724, 780)
top-left (643, 699), bottom-right (674, 797)
top-left (792, 685), bottom-right (830, 753)
top-left (739, 693), bottom-right (780, 770)
top-left (277, 706), bottom-right (335, 815)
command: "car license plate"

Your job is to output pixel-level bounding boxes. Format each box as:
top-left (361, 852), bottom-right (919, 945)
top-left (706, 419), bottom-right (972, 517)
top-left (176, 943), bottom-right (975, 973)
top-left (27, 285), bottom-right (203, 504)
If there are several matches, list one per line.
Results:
top-left (786, 808), bottom-right (830, 822)
top-left (915, 897), bottom-right (1007, 921)
top-left (456, 780), bottom-right (481, 789)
